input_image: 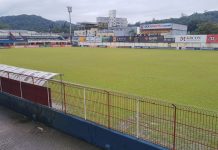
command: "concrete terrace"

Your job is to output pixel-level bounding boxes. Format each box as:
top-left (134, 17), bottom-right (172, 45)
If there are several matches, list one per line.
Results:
top-left (0, 105), bottom-right (100, 150)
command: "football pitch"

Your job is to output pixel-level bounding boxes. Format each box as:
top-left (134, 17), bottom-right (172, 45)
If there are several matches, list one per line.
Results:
top-left (0, 47), bottom-right (218, 111)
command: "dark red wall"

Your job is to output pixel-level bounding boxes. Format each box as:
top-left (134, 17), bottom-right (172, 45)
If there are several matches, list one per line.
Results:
top-left (1, 77), bottom-right (21, 97)
top-left (0, 77), bottom-right (51, 107)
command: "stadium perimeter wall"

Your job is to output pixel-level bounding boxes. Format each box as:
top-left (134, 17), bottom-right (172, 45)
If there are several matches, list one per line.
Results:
top-left (79, 42), bottom-right (218, 49)
top-left (0, 92), bottom-right (167, 150)
top-left (77, 35), bottom-right (218, 49)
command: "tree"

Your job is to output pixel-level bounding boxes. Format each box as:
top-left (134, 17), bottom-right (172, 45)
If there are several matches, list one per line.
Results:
top-left (187, 20), bottom-right (201, 33)
top-left (135, 11), bottom-right (218, 34)
top-left (0, 23), bottom-right (9, 29)
top-left (195, 22), bottom-right (218, 34)
top-left (134, 22), bottom-right (141, 26)
top-left (181, 13), bottom-right (187, 17)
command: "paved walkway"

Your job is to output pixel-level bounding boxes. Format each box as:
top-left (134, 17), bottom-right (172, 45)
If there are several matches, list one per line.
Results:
top-left (0, 105), bottom-right (101, 150)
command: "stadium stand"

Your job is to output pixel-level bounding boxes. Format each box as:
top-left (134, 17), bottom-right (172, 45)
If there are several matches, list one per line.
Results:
top-left (0, 30), bottom-right (70, 48)
top-left (0, 31), bottom-right (14, 46)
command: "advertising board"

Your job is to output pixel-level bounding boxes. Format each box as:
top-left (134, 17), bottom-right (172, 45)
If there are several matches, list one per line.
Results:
top-left (72, 37), bottom-right (79, 42)
top-left (140, 23), bottom-right (173, 30)
top-left (86, 37), bottom-right (102, 43)
top-left (206, 34), bottom-right (218, 43)
top-left (79, 37), bottom-right (86, 42)
top-left (163, 38), bottom-right (175, 43)
top-left (139, 35), bottom-right (164, 43)
top-left (116, 36), bottom-right (129, 42)
top-left (102, 37), bottom-right (113, 42)
top-left (95, 37), bottom-right (102, 43)
top-left (175, 35), bottom-right (207, 43)
top-left (86, 37), bottom-right (95, 42)
top-left (134, 37), bottom-right (140, 43)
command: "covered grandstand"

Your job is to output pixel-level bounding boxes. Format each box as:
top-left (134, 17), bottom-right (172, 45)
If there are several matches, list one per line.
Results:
top-left (0, 30), bottom-right (70, 47)
top-left (0, 31), bottom-right (14, 47)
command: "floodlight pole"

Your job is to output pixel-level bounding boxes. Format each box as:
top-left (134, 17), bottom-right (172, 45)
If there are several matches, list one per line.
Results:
top-left (67, 6), bottom-right (72, 46)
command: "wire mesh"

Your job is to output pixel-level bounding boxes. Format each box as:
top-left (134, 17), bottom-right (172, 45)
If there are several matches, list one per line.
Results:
top-left (47, 80), bottom-right (63, 110)
top-left (175, 106), bottom-right (218, 150)
top-left (109, 92), bottom-right (137, 137)
top-left (140, 100), bottom-right (174, 148)
top-left (57, 82), bottom-right (218, 150)
top-left (0, 71), bottom-right (217, 150)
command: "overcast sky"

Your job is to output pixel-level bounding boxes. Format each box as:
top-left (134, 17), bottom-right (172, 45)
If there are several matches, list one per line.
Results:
top-left (0, 0), bottom-right (218, 23)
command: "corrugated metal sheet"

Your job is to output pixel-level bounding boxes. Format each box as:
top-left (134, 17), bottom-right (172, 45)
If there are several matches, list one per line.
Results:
top-left (0, 64), bottom-right (59, 86)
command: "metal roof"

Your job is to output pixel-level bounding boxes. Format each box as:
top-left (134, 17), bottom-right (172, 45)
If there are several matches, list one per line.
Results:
top-left (0, 64), bottom-right (60, 86)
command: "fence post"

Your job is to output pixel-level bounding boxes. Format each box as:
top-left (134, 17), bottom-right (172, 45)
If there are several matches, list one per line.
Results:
top-left (32, 76), bottom-right (34, 85)
top-left (63, 83), bottom-right (66, 113)
top-left (172, 104), bottom-right (177, 150)
top-left (60, 77), bottom-right (64, 112)
top-left (19, 75), bottom-right (23, 98)
top-left (83, 88), bottom-right (87, 120)
top-left (46, 81), bottom-right (50, 107)
top-left (19, 81), bottom-right (23, 98)
top-left (136, 99), bottom-right (140, 138)
top-left (0, 77), bottom-right (2, 92)
top-left (107, 91), bottom-right (111, 129)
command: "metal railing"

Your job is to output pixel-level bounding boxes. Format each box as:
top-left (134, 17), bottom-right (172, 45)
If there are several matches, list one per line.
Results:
top-left (0, 71), bottom-right (218, 150)
top-left (48, 78), bottom-right (218, 150)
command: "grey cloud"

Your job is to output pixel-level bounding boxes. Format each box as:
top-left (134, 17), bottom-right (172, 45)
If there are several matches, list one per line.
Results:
top-left (0, 0), bottom-right (217, 23)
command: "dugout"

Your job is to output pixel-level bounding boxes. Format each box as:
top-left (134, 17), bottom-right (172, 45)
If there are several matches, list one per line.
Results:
top-left (0, 64), bottom-right (63, 107)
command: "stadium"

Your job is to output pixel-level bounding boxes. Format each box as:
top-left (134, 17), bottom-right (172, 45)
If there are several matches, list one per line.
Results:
top-left (1, 27), bottom-right (218, 50)
top-left (0, 8), bottom-right (218, 150)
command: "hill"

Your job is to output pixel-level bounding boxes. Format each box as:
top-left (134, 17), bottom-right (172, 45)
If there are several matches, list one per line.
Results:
top-left (0, 14), bottom-right (74, 33)
top-left (135, 11), bottom-right (218, 34)
top-left (1, 11), bottom-right (218, 34)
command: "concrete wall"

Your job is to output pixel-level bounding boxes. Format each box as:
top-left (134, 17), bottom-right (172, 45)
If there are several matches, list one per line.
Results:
top-left (0, 92), bottom-right (168, 150)
top-left (79, 42), bottom-right (218, 49)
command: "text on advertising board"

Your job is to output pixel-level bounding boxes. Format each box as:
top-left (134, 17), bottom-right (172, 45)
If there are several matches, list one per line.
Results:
top-left (175, 35), bottom-right (207, 43)
top-left (140, 23), bottom-right (173, 30)
top-left (207, 35), bottom-right (218, 43)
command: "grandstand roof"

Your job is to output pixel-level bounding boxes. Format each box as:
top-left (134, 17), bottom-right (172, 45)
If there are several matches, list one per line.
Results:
top-left (0, 30), bottom-right (37, 34)
top-left (77, 22), bottom-right (97, 25)
top-left (0, 64), bottom-right (60, 86)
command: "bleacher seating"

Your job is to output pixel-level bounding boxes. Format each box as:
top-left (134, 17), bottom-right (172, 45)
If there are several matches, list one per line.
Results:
top-left (0, 30), bottom-right (68, 46)
top-left (0, 31), bottom-right (14, 46)
top-left (0, 32), bottom-right (10, 40)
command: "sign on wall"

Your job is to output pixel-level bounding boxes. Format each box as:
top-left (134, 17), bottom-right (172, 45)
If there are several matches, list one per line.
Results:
top-left (206, 35), bottom-right (218, 43)
top-left (140, 23), bottom-right (173, 30)
top-left (175, 35), bottom-right (207, 43)
top-left (86, 37), bottom-right (102, 43)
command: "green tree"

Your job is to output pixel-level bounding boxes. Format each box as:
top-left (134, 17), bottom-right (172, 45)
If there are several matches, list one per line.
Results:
top-left (187, 20), bottom-right (201, 33)
top-left (0, 23), bottom-right (9, 29)
top-left (195, 22), bottom-right (218, 34)
top-left (136, 11), bottom-right (218, 34)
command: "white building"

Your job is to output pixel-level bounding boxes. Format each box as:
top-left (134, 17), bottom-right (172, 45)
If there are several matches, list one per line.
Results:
top-left (97, 10), bottom-right (128, 28)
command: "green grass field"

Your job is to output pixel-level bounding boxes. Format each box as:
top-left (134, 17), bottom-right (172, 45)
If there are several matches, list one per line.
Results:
top-left (0, 47), bottom-right (218, 111)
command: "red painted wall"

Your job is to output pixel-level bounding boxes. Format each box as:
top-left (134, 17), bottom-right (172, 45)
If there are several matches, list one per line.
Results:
top-left (1, 77), bottom-right (21, 97)
top-left (0, 77), bottom-right (51, 107)
top-left (206, 34), bottom-right (218, 43)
